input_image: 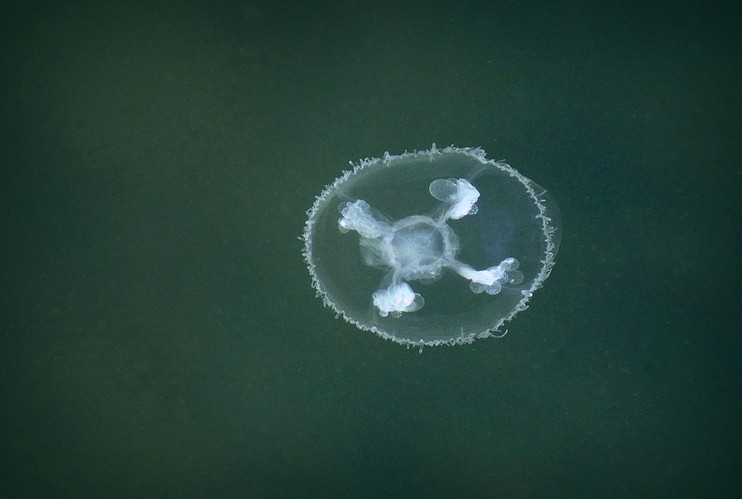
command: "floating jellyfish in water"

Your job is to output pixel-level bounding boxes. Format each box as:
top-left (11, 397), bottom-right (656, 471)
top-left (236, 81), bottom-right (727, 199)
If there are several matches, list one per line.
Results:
top-left (302, 145), bottom-right (561, 347)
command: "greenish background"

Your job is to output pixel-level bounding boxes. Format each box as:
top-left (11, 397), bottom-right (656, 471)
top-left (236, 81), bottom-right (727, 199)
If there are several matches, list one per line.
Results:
top-left (1, 0), bottom-right (739, 497)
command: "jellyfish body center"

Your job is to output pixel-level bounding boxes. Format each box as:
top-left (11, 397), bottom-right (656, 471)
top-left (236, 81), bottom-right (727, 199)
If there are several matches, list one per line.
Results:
top-left (390, 217), bottom-right (453, 279)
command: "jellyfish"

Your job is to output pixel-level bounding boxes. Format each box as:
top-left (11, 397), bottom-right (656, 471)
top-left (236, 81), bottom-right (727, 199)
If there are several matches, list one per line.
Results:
top-left (302, 145), bottom-right (561, 347)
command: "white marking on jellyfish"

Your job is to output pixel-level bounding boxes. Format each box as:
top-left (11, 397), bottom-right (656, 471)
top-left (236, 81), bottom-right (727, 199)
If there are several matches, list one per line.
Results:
top-left (452, 258), bottom-right (523, 295)
top-left (372, 282), bottom-right (424, 317)
top-left (338, 200), bottom-right (388, 238)
top-left (429, 178), bottom-right (480, 220)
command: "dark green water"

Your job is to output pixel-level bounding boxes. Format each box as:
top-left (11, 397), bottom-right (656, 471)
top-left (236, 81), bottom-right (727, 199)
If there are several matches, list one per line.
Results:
top-left (1, 1), bottom-right (739, 497)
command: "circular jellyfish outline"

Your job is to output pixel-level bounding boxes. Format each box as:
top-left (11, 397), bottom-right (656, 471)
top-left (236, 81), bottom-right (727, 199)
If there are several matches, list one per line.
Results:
top-left (302, 144), bottom-right (561, 347)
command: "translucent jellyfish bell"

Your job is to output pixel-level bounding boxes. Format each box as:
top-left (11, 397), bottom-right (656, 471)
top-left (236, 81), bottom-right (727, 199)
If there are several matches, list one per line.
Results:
top-left (302, 145), bottom-right (561, 347)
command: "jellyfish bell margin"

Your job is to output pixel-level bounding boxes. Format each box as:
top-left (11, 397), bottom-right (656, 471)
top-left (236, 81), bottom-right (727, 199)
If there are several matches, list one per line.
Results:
top-left (302, 145), bottom-right (561, 347)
